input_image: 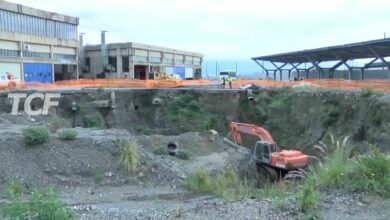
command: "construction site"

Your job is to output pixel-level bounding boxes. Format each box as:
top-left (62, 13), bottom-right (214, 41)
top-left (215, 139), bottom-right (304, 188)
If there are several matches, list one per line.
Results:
top-left (1, 1), bottom-right (390, 220)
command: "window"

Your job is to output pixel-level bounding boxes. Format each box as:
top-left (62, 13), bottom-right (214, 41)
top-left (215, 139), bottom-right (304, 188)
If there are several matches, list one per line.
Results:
top-left (0, 9), bottom-right (78, 40)
top-left (108, 56), bottom-right (117, 72)
top-left (53, 54), bottom-right (76, 60)
top-left (163, 58), bottom-right (173, 64)
top-left (134, 55), bottom-right (147, 62)
top-left (23, 51), bottom-right (50, 59)
top-left (122, 56), bottom-right (129, 72)
top-left (0, 49), bottom-right (19, 57)
top-left (149, 57), bottom-right (161, 63)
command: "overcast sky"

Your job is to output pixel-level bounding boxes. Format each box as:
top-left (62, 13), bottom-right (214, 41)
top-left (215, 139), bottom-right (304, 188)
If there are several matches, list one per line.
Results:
top-left (8, 0), bottom-right (390, 73)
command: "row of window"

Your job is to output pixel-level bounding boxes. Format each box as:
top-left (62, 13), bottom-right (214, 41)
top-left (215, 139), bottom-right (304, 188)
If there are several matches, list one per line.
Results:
top-left (24, 51), bottom-right (50, 59)
top-left (0, 49), bottom-right (75, 60)
top-left (0, 9), bottom-right (78, 40)
top-left (53, 54), bottom-right (76, 60)
top-left (136, 57), bottom-right (200, 65)
top-left (0, 49), bottom-right (19, 57)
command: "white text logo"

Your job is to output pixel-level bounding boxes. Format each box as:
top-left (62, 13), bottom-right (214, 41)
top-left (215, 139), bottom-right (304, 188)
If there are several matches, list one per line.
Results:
top-left (8, 93), bottom-right (61, 116)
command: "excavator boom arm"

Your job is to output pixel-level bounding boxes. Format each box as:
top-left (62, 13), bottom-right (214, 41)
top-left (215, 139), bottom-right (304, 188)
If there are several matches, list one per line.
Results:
top-left (229, 122), bottom-right (275, 145)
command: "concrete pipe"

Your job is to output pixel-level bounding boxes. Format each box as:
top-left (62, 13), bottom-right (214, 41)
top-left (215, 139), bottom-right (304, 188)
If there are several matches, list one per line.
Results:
top-left (167, 142), bottom-right (179, 156)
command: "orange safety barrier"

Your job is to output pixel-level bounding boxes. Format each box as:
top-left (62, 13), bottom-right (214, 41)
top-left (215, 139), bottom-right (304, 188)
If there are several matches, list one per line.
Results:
top-left (2, 78), bottom-right (390, 92)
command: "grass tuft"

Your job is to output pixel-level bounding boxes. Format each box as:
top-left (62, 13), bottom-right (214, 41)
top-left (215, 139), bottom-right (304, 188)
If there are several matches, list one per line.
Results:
top-left (118, 140), bottom-right (139, 172)
top-left (4, 181), bottom-right (24, 199)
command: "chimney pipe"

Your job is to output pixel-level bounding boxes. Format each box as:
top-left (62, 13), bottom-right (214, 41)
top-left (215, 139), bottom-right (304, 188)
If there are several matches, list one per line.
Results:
top-left (79, 33), bottom-right (85, 71)
top-left (101, 31), bottom-right (108, 71)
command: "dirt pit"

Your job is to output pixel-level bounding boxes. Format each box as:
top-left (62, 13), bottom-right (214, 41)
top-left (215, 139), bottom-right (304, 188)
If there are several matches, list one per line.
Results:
top-left (1, 87), bottom-right (390, 220)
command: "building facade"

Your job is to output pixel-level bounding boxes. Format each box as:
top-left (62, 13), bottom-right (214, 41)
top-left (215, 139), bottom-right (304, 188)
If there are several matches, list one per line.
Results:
top-left (0, 0), bottom-right (79, 83)
top-left (82, 37), bottom-right (203, 80)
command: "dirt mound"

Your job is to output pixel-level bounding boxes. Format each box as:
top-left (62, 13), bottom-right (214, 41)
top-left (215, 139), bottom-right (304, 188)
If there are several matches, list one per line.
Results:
top-left (0, 126), bottom-right (182, 191)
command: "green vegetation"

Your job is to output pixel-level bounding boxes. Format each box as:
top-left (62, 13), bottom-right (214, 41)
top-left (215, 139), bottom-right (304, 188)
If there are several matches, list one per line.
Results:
top-left (345, 146), bottom-right (390, 197)
top-left (254, 106), bottom-right (268, 123)
top-left (118, 140), bottom-right (139, 172)
top-left (171, 93), bottom-right (202, 118)
top-left (153, 146), bottom-right (167, 155)
top-left (370, 109), bottom-right (382, 126)
top-left (360, 88), bottom-right (384, 98)
top-left (296, 177), bottom-right (321, 218)
top-left (5, 181), bottom-right (24, 199)
top-left (312, 137), bottom-right (390, 197)
top-left (186, 169), bottom-right (291, 201)
top-left (253, 182), bottom-right (292, 200)
top-left (315, 137), bottom-right (352, 188)
top-left (322, 103), bottom-right (340, 127)
top-left (176, 150), bottom-right (191, 160)
top-left (94, 171), bottom-right (104, 184)
top-left (82, 112), bottom-right (102, 128)
top-left (203, 115), bottom-right (221, 130)
top-left (186, 169), bottom-right (213, 193)
top-left (57, 129), bottom-right (78, 141)
top-left (2, 187), bottom-right (76, 220)
top-left (48, 116), bottom-right (70, 133)
top-left (269, 91), bottom-right (294, 110)
top-left (22, 126), bottom-right (50, 145)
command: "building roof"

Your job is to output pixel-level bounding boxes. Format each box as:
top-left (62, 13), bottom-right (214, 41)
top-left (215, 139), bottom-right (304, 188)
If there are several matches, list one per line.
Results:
top-left (84, 42), bottom-right (203, 58)
top-left (252, 38), bottom-right (390, 63)
top-left (0, 0), bottom-right (79, 25)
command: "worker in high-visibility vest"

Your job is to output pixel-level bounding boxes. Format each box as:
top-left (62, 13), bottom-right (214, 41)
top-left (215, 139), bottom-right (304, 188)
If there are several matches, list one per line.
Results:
top-left (227, 75), bottom-right (233, 89)
top-left (220, 77), bottom-right (226, 89)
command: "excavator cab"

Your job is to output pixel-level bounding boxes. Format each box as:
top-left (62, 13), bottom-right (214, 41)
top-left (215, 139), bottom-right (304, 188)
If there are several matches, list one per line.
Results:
top-left (254, 141), bottom-right (274, 165)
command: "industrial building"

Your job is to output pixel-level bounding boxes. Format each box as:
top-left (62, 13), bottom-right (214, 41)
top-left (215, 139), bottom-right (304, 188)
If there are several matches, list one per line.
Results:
top-left (81, 32), bottom-right (203, 80)
top-left (0, 0), bottom-right (79, 83)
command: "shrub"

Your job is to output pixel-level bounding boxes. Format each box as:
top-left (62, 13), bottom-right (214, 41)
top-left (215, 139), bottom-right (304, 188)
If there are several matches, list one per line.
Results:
top-left (153, 146), bottom-right (167, 155)
top-left (322, 104), bottom-right (340, 127)
top-left (3, 188), bottom-right (76, 220)
top-left (254, 106), bottom-right (268, 123)
top-left (370, 110), bottom-right (382, 126)
top-left (94, 171), bottom-right (104, 184)
top-left (187, 100), bottom-right (201, 113)
top-left (48, 116), bottom-right (70, 133)
top-left (22, 126), bottom-right (49, 145)
top-left (254, 182), bottom-right (292, 200)
top-left (57, 129), bottom-right (77, 141)
top-left (345, 146), bottom-right (390, 197)
top-left (315, 137), bottom-right (351, 188)
top-left (212, 169), bottom-right (245, 200)
top-left (5, 181), bottom-right (24, 199)
top-left (177, 150), bottom-right (191, 160)
top-left (186, 168), bottom-right (284, 201)
top-left (82, 112), bottom-right (102, 128)
top-left (296, 177), bottom-right (321, 215)
top-left (186, 169), bottom-right (213, 193)
top-left (313, 136), bottom-right (390, 198)
top-left (203, 115), bottom-right (219, 130)
top-left (118, 140), bottom-right (139, 172)
top-left (360, 88), bottom-right (384, 98)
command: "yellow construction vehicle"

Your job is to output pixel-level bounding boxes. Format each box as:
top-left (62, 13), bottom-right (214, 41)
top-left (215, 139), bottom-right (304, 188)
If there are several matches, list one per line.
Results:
top-left (154, 72), bottom-right (178, 80)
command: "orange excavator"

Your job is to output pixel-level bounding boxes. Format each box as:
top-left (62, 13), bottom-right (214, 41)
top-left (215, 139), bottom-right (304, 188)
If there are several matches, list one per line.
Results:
top-left (227, 122), bottom-right (308, 180)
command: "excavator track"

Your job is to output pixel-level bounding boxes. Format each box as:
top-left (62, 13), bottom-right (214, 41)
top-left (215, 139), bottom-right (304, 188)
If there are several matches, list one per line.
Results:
top-left (256, 164), bottom-right (278, 182)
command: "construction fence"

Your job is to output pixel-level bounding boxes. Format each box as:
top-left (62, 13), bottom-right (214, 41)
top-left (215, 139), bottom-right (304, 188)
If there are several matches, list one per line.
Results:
top-left (1, 78), bottom-right (390, 92)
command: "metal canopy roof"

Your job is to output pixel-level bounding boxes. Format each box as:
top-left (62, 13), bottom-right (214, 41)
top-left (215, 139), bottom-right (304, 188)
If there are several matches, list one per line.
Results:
top-left (252, 38), bottom-right (390, 63)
